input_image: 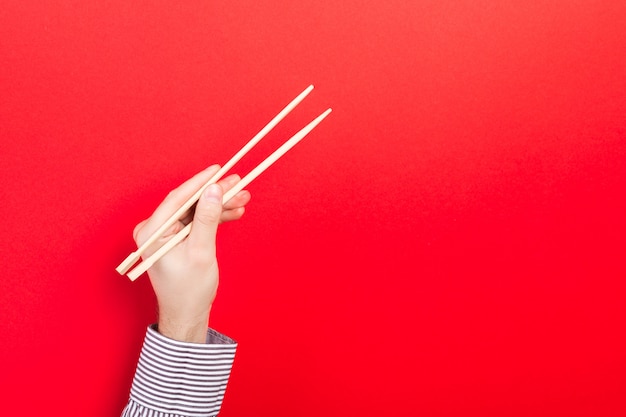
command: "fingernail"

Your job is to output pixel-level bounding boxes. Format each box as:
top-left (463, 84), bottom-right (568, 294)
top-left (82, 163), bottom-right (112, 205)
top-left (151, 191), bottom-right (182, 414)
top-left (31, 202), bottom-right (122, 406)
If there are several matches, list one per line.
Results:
top-left (204, 184), bottom-right (222, 203)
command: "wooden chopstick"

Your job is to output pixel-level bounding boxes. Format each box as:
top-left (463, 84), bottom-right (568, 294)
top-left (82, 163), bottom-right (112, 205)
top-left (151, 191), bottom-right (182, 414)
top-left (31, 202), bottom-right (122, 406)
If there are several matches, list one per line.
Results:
top-left (126, 107), bottom-right (332, 281)
top-left (116, 85), bottom-right (315, 276)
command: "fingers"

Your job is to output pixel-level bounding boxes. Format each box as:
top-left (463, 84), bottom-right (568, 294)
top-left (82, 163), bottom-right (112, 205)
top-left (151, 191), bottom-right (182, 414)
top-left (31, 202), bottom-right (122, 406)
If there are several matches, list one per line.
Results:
top-left (216, 174), bottom-right (251, 223)
top-left (187, 174), bottom-right (251, 253)
top-left (134, 166), bottom-right (252, 251)
top-left (223, 189), bottom-right (251, 210)
top-left (137, 165), bottom-right (221, 243)
top-left (221, 190), bottom-right (251, 223)
top-left (187, 183), bottom-right (224, 256)
top-left (220, 206), bottom-right (246, 223)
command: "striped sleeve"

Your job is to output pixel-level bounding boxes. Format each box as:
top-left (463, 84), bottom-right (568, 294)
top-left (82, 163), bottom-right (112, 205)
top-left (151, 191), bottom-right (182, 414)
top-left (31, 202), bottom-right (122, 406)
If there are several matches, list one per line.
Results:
top-left (121, 325), bottom-right (237, 417)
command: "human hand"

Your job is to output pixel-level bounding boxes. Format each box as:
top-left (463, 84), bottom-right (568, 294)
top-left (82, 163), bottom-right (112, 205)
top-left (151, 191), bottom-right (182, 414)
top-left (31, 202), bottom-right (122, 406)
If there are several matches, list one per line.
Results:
top-left (132, 165), bottom-right (251, 343)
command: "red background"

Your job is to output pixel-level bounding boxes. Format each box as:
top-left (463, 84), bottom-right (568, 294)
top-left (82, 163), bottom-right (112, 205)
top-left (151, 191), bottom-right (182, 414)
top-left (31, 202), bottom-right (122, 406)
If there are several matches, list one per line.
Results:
top-left (1, 1), bottom-right (625, 416)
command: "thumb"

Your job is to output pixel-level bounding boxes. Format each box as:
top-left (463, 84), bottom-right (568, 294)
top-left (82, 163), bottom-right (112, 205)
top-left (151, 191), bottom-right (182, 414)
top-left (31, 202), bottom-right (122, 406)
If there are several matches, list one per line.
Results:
top-left (188, 183), bottom-right (223, 253)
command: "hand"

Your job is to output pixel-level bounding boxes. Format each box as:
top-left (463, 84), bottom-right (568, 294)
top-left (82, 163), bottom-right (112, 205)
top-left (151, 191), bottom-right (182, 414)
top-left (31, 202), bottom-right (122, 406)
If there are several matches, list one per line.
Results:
top-left (132, 165), bottom-right (251, 343)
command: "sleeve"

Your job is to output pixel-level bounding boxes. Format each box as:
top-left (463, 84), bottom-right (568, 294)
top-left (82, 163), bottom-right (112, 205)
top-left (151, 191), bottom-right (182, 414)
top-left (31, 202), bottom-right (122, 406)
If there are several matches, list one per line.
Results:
top-left (121, 324), bottom-right (237, 417)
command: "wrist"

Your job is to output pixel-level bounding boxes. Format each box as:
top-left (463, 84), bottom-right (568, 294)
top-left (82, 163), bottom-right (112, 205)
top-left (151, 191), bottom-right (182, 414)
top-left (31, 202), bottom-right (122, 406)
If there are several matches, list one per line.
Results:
top-left (157, 308), bottom-right (211, 343)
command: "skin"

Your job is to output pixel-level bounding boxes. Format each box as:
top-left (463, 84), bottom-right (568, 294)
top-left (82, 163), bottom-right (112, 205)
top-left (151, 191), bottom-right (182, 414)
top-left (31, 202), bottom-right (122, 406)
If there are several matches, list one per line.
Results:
top-left (132, 165), bottom-right (251, 343)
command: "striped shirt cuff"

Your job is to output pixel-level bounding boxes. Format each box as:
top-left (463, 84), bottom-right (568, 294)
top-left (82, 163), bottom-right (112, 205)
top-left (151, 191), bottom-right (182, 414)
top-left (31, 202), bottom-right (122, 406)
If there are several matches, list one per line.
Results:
top-left (124, 325), bottom-right (237, 417)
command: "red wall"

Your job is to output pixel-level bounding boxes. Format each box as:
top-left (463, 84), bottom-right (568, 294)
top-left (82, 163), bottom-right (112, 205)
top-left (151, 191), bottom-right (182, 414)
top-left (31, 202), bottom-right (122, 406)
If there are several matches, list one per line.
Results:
top-left (1, 1), bottom-right (625, 416)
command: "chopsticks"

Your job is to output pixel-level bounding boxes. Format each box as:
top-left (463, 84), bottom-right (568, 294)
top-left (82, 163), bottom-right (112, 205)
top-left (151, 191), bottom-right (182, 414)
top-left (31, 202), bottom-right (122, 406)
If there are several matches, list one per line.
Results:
top-left (116, 85), bottom-right (331, 280)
